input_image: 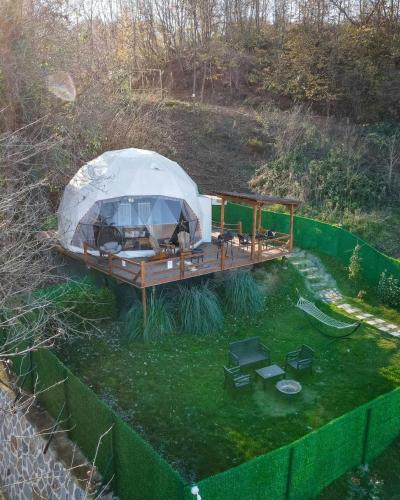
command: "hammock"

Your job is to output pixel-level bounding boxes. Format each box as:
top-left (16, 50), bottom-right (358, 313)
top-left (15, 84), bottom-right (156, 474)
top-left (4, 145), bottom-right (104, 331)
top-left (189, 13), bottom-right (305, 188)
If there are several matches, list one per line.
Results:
top-left (296, 296), bottom-right (361, 338)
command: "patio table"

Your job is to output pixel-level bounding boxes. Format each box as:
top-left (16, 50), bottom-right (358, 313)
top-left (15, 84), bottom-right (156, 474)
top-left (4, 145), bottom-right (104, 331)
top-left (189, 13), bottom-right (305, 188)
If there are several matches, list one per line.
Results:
top-left (256, 364), bottom-right (285, 389)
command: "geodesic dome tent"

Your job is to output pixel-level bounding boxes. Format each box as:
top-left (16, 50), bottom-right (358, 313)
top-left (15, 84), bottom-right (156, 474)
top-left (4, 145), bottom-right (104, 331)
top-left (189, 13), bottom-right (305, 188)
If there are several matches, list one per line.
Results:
top-left (58, 148), bottom-right (212, 258)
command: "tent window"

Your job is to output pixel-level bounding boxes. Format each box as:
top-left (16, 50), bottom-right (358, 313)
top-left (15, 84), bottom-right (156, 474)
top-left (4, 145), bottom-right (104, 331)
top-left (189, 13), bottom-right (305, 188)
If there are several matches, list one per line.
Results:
top-left (116, 202), bottom-right (131, 226)
top-left (138, 202), bottom-right (151, 224)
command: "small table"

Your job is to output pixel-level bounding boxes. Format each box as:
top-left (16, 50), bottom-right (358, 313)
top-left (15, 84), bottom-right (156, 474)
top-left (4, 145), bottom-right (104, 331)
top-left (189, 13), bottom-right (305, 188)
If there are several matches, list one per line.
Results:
top-left (256, 364), bottom-right (285, 389)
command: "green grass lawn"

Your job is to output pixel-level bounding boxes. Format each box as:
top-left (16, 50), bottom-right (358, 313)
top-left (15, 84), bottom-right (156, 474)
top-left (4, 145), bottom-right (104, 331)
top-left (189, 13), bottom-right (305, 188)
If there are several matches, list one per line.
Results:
top-left (57, 258), bottom-right (400, 483)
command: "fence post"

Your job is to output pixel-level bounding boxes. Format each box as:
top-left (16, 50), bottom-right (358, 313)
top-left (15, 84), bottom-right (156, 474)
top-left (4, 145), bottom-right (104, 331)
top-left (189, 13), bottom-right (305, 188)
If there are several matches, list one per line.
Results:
top-left (361, 407), bottom-right (372, 465)
top-left (63, 368), bottom-right (71, 439)
top-left (112, 413), bottom-right (118, 496)
top-left (29, 348), bottom-right (35, 391)
top-left (285, 447), bottom-right (295, 500)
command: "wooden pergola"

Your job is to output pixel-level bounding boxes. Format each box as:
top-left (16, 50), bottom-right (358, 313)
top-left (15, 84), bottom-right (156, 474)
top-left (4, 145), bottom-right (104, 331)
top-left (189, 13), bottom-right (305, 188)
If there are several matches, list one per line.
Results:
top-left (212, 191), bottom-right (301, 260)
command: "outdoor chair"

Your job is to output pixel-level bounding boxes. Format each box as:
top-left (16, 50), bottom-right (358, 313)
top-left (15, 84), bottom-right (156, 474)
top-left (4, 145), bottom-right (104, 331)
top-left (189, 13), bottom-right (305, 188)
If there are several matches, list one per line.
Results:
top-left (229, 337), bottom-right (271, 369)
top-left (223, 366), bottom-right (252, 392)
top-left (237, 233), bottom-right (251, 252)
top-left (216, 232), bottom-right (234, 259)
top-left (285, 344), bottom-right (315, 373)
top-left (97, 226), bottom-right (123, 256)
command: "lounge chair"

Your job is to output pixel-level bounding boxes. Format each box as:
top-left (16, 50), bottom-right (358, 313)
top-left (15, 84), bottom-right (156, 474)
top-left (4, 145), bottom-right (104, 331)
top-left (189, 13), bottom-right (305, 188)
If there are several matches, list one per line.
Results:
top-left (285, 344), bottom-right (314, 373)
top-left (223, 366), bottom-right (252, 391)
top-left (229, 337), bottom-right (271, 368)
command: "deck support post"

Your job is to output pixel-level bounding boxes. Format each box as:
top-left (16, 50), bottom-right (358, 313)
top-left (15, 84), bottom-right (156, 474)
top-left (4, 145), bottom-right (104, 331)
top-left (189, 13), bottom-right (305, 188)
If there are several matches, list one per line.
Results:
top-left (141, 287), bottom-right (147, 326)
top-left (289, 204), bottom-right (294, 252)
top-left (140, 261), bottom-right (146, 287)
top-left (251, 203), bottom-right (257, 260)
top-left (220, 242), bottom-right (225, 270)
top-left (220, 196), bottom-right (225, 235)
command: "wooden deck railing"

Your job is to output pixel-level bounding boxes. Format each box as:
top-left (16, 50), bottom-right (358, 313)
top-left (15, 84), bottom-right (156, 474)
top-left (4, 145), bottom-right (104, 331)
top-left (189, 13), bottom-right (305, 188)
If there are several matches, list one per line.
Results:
top-left (82, 229), bottom-right (290, 288)
top-left (211, 220), bottom-right (243, 233)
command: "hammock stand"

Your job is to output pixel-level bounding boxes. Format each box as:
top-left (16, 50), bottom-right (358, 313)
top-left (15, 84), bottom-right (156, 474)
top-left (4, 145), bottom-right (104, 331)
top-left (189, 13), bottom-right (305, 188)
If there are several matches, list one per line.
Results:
top-left (296, 296), bottom-right (361, 339)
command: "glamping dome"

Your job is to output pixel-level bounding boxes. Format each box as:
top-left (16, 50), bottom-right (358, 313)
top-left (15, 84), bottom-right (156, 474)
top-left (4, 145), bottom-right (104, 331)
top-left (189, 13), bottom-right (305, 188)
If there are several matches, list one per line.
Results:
top-left (58, 148), bottom-right (212, 258)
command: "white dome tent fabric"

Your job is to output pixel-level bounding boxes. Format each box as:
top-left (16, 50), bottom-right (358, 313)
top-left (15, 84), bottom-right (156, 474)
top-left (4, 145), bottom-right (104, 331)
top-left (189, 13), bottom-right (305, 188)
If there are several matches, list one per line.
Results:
top-left (58, 148), bottom-right (212, 258)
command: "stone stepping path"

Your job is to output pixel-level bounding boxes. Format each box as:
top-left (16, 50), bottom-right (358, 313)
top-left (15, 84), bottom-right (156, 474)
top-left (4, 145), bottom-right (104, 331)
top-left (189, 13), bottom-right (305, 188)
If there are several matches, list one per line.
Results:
top-left (337, 303), bottom-right (400, 339)
top-left (288, 249), bottom-right (342, 303)
top-left (288, 248), bottom-right (400, 340)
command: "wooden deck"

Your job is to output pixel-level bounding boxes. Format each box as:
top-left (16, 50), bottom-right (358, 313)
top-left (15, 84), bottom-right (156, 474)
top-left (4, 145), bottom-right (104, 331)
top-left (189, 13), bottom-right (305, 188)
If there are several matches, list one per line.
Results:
top-left (55, 233), bottom-right (291, 288)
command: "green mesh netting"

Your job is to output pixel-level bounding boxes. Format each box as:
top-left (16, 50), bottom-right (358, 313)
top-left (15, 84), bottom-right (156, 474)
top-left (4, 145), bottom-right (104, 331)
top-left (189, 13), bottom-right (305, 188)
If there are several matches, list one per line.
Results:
top-left (187, 445), bottom-right (290, 500)
top-left (366, 388), bottom-right (400, 462)
top-left (34, 349), bottom-right (67, 420)
top-left (66, 372), bottom-right (115, 484)
top-left (113, 418), bottom-right (184, 500)
top-left (289, 404), bottom-right (366, 498)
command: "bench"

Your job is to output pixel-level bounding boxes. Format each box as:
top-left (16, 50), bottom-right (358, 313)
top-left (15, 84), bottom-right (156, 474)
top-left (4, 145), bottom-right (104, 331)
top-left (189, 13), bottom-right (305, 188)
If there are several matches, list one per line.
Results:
top-left (229, 336), bottom-right (271, 368)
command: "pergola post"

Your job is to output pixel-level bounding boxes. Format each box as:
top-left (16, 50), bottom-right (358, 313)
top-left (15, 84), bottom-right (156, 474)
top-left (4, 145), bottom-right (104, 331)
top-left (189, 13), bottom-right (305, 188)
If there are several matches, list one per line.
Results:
top-left (251, 203), bottom-right (257, 260)
top-left (220, 196), bottom-right (225, 235)
top-left (257, 205), bottom-right (262, 258)
top-left (257, 205), bottom-right (262, 231)
top-left (289, 204), bottom-right (294, 252)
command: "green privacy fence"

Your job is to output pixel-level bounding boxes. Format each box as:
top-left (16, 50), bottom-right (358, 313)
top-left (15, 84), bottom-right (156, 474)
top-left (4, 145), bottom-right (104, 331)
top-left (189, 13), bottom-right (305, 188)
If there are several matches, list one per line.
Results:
top-left (12, 348), bottom-right (184, 500)
top-left (11, 346), bottom-right (400, 500)
top-left (189, 388), bottom-right (400, 500)
top-left (213, 202), bottom-right (400, 286)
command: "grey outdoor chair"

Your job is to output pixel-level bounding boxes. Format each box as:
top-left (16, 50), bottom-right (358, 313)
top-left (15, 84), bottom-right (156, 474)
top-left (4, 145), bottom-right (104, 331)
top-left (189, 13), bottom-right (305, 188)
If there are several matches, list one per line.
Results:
top-left (97, 226), bottom-right (123, 256)
top-left (223, 366), bottom-right (252, 392)
top-left (285, 344), bottom-right (315, 373)
top-left (229, 337), bottom-right (271, 369)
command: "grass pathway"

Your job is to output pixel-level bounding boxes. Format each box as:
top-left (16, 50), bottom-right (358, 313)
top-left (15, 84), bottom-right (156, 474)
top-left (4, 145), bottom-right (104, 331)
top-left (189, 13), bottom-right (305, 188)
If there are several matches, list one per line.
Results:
top-left (288, 248), bottom-right (400, 339)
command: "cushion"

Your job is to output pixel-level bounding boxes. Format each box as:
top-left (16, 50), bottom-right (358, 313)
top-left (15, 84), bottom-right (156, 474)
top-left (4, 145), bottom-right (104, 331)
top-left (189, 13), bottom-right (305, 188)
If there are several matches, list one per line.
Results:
top-left (100, 241), bottom-right (122, 253)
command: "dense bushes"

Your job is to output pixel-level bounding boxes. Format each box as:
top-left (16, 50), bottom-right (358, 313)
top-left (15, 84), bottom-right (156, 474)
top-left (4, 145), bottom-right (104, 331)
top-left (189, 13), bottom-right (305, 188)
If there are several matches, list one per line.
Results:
top-left (35, 278), bottom-right (118, 323)
top-left (219, 269), bottom-right (265, 316)
top-left (122, 270), bottom-right (267, 342)
top-left (251, 113), bottom-right (400, 217)
top-left (177, 283), bottom-right (224, 336)
top-left (124, 293), bottom-right (175, 343)
top-left (378, 271), bottom-right (400, 309)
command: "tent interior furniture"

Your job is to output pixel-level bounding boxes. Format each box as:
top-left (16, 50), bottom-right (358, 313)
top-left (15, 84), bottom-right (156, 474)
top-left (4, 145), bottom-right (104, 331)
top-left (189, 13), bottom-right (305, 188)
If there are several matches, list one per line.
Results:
top-left (285, 344), bottom-right (315, 373)
top-left (223, 366), bottom-right (252, 391)
top-left (97, 226), bottom-right (123, 256)
top-left (229, 337), bottom-right (271, 369)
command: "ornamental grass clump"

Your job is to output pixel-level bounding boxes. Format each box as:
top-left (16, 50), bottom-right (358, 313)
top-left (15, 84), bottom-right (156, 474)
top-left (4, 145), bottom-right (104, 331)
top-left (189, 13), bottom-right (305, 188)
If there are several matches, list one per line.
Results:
top-left (124, 293), bottom-right (175, 343)
top-left (177, 282), bottom-right (223, 335)
top-left (221, 269), bottom-right (265, 316)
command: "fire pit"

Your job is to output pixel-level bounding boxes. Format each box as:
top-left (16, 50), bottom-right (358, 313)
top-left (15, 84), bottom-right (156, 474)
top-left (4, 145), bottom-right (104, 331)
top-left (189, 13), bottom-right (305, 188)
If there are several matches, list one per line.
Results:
top-left (276, 379), bottom-right (302, 396)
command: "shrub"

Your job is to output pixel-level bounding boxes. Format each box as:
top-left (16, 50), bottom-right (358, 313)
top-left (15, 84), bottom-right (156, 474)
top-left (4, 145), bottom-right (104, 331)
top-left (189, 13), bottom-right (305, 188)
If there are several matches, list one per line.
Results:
top-left (124, 293), bottom-right (175, 343)
top-left (41, 213), bottom-right (58, 231)
top-left (378, 271), bottom-right (400, 309)
top-left (177, 282), bottom-right (224, 335)
top-left (348, 244), bottom-right (362, 283)
top-left (35, 278), bottom-right (118, 323)
top-left (246, 137), bottom-right (265, 154)
top-left (220, 269), bottom-right (265, 316)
